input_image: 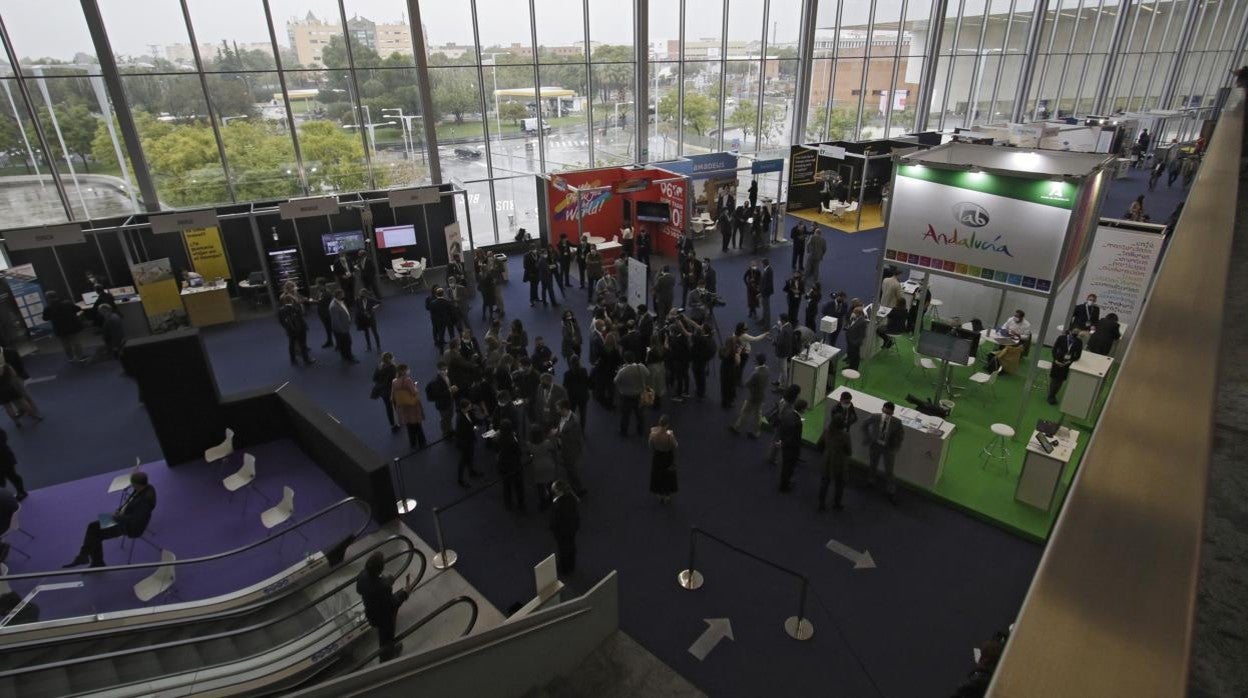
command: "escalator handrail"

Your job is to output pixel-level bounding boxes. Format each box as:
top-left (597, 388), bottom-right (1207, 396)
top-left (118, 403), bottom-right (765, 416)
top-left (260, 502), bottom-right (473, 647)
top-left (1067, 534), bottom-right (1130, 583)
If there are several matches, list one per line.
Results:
top-left (341, 595), bottom-right (480, 674)
top-left (0, 536), bottom-right (425, 681)
top-left (0, 496), bottom-right (373, 583)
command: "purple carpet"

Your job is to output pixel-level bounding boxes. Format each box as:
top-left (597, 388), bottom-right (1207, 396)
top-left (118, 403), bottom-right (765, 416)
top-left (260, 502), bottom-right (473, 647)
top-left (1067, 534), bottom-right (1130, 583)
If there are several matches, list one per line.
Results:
top-left (3, 439), bottom-right (356, 622)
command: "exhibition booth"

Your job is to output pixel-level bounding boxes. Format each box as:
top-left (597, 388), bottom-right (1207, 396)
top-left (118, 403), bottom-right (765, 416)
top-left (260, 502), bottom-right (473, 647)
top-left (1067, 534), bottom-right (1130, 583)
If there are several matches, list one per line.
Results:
top-left (785, 136), bottom-right (938, 232)
top-left (540, 164), bottom-right (688, 259)
top-left (799, 142), bottom-right (1165, 540)
top-left (0, 184), bottom-right (463, 341)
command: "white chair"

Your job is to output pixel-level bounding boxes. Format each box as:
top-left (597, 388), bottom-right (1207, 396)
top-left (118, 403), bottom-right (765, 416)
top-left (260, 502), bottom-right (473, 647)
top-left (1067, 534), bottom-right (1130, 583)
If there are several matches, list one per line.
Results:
top-left (967, 366), bottom-right (1002, 400)
top-left (133, 550), bottom-right (177, 603)
top-left (223, 453), bottom-right (267, 511)
top-left (261, 486), bottom-right (295, 530)
top-left (204, 429), bottom-right (235, 474)
top-left (2, 506), bottom-right (33, 560)
top-left (980, 423), bottom-right (1015, 473)
top-left (820, 201), bottom-right (834, 215)
top-left (108, 457), bottom-right (141, 496)
top-left (907, 352), bottom-right (938, 382)
top-left (927, 298), bottom-right (944, 322)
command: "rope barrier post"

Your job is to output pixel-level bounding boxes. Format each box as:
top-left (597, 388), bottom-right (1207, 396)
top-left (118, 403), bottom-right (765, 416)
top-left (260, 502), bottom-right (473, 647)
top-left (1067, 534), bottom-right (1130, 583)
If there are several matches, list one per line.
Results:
top-left (392, 457), bottom-right (417, 515)
top-left (784, 577), bottom-right (815, 641)
top-left (431, 507), bottom-right (457, 570)
top-left (677, 528), bottom-right (704, 590)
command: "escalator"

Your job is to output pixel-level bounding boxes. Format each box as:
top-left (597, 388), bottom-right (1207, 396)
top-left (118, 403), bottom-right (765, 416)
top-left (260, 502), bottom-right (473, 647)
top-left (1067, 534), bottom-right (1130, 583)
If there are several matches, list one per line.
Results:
top-left (0, 535), bottom-right (429, 697)
top-left (0, 497), bottom-right (374, 650)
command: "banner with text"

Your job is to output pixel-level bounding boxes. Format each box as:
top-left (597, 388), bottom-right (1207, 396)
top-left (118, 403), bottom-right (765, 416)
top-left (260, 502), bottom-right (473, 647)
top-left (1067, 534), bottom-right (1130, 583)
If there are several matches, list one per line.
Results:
top-left (130, 258), bottom-right (186, 330)
top-left (884, 166), bottom-right (1075, 294)
top-left (0, 264), bottom-right (50, 341)
top-left (184, 225), bottom-right (231, 280)
top-left (1078, 224), bottom-right (1163, 339)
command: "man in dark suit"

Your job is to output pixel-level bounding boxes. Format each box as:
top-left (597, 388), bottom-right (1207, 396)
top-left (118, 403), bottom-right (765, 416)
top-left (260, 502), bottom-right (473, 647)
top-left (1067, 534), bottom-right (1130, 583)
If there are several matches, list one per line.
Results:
top-left (556, 400), bottom-right (587, 496)
top-left (862, 402), bottom-right (904, 503)
top-left (844, 306), bottom-right (867, 370)
top-left (776, 398), bottom-right (808, 492)
top-left (1048, 326), bottom-right (1084, 405)
top-left (1071, 293), bottom-right (1100, 330)
top-left (356, 551), bottom-right (415, 662)
top-left (426, 362), bottom-right (457, 436)
top-left (1086, 313), bottom-right (1121, 356)
top-left (454, 399), bottom-right (481, 487)
top-left (821, 291), bottom-right (849, 347)
top-left (718, 209), bottom-right (733, 252)
top-left (556, 234), bottom-right (574, 288)
top-left (66, 472), bottom-right (156, 567)
top-left (575, 238), bottom-right (591, 289)
top-left (534, 372), bottom-right (569, 427)
top-left (652, 266), bottom-right (675, 320)
top-left (790, 223), bottom-right (807, 271)
top-left (523, 245), bottom-right (541, 306)
top-left (354, 250), bottom-right (380, 298)
top-left (549, 480), bottom-right (580, 575)
top-left (759, 259), bottom-right (775, 328)
top-left (817, 391), bottom-right (858, 511)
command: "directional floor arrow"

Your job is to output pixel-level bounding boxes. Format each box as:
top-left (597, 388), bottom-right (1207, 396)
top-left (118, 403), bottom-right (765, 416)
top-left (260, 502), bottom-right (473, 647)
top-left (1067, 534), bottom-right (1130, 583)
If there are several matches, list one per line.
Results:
top-left (826, 538), bottom-right (876, 569)
top-left (688, 618), bottom-right (734, 661)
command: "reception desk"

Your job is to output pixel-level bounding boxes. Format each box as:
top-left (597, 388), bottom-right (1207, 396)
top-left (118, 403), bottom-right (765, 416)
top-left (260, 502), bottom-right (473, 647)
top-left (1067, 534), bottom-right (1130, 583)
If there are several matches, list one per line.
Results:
top-left (1017, 427), bottom-right (1080, 510)
top-left (791, 343), bottom-right (840, 409)
top-left (181, 281), bottom-right (234, 327)
top-left (827, 387), bottom-right (957, 488)
top-left (1060, 351), bottom-right (1113, 421)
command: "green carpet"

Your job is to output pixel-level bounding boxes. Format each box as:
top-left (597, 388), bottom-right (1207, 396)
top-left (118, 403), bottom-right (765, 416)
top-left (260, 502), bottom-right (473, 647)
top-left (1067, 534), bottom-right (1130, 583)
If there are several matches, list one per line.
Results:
top-left (800, 337), bottom-right (1115, 541)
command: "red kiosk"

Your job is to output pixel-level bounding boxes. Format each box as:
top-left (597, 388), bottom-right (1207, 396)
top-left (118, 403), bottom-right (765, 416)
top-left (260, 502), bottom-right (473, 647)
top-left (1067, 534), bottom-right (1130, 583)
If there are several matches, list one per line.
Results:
top-left (542, 165), bottom-right (688, 265)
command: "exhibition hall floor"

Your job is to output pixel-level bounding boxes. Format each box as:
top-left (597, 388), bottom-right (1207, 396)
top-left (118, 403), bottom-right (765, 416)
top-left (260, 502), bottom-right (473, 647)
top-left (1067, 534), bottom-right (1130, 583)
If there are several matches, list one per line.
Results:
top-left (3, 163), bottom-right (1185, 696)
top-left (787, 202), bottom-right (885, 232)
top-left (799, 338), bottom-right (1115, 541)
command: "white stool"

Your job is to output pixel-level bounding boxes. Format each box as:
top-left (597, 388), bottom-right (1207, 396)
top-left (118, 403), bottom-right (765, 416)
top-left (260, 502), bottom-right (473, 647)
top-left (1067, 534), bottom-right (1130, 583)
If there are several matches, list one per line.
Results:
top-left (981, 423), bottom-right (1015, 473)
top-left (840, 368), bottom-right (861, 389)
top-left (1033, 360), bottom-right (1052, 391)
top-left (928, 298), bottom-right (944, 321)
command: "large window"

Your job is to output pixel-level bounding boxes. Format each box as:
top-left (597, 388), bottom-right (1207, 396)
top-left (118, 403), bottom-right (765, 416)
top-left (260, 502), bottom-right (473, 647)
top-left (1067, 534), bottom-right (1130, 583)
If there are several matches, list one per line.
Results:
top-left (1, 0), bottom-right (1244, 235)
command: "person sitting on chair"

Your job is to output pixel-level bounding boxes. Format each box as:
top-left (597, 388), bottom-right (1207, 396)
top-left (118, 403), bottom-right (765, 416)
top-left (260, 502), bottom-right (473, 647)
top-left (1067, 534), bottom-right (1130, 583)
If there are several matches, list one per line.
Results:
top-left (65, 471), bottom-right (156, 568)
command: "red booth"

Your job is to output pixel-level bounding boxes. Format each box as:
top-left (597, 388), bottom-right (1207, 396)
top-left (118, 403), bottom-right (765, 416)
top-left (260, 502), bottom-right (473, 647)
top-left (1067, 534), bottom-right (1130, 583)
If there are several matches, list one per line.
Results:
top-left (544, 165), bottom-right (688, 259)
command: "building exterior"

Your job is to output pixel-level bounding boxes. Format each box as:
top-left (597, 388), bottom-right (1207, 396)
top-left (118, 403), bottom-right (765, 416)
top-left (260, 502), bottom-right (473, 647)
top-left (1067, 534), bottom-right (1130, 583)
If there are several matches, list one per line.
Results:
top-left (809, 30), bottom-right (914, 113)
top-left (286, 12), bottom-right (342, 67)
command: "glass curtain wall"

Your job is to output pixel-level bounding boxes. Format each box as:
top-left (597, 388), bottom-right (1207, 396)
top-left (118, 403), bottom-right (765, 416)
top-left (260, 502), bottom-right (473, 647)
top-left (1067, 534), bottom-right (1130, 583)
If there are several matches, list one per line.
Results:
top-left (4, 0), bottom-right (1248, 236)
top-left (807, 0), bottom-right (932, 142)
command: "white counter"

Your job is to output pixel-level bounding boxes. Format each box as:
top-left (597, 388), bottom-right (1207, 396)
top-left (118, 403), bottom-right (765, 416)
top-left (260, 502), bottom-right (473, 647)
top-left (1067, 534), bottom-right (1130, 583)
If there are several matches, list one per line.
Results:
top-left (826, 386), bottom-right (957, 488)
top-left (791, 343), bottom-right (841, 409)
top-left (1060, 351), bottom-right (1113, 421)
top-left (1017, 427), bottom-right (1081, 510)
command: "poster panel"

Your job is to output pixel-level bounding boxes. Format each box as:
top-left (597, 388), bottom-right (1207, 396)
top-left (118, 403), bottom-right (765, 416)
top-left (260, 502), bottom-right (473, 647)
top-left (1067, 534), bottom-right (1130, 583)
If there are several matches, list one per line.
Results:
top-left (627, 257), bottom-right (648, 309)
top-left (0, 264), bottom-right (50, 340)
top-left (1077, 224), bottom-right (1163, 339)
top-left (184, 226), bottom-right (231, 280)
top-left (885, 168), bottom-right (1074, 294)
top-left (130, 258), bottom-right (186, 331)
top-left (444, 222), bottom-right (463, 261)
top-left (656, 179), bottom-right (685, 254)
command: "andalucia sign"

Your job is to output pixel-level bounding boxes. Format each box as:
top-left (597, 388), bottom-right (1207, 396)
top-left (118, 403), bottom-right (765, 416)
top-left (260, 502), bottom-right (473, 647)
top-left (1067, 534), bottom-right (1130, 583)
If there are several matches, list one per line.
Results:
top-left (884, 166), bottom-right (1074, 293)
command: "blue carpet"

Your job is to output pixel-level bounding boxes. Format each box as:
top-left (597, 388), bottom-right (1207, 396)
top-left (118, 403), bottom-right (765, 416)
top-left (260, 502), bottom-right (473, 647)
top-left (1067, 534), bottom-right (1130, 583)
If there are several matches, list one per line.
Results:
top-left (4, 163), bottom-right (1183, 696)
top-left (7, 439), bottom-right (352, 619)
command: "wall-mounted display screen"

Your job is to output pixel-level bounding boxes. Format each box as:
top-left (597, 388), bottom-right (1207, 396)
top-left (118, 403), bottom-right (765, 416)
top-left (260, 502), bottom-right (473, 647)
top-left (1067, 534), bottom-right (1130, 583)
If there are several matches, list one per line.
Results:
top-left (322, 231), bottom-right (365, 256)
top-left (636, 201), bottom-right (671, 223)
top-left (376, 224), bottom-right (417, 249)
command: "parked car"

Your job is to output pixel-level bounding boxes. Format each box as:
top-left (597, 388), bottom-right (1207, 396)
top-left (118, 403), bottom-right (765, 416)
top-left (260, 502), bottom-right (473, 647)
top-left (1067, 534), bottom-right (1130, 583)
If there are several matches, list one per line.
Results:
top-left (454, 146), bottom-right (483, 159)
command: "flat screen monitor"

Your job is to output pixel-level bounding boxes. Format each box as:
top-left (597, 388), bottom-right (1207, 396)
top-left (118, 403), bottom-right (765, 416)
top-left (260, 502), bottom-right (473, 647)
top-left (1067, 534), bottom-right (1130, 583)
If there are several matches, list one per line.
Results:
top-left (376, 224), bottom-right (417, 249)
top-left (636, 201), bottom-right (671, 223)
top-left (917, 330), bottom-right (973, 365)
top-left (322, 231), bottom-right (366, 255)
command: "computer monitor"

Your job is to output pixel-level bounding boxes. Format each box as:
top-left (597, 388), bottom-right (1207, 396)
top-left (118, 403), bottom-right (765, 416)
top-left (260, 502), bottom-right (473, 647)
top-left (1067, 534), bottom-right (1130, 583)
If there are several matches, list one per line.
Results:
top-left (321, 230), bottom-right (366, 256)
top-left (917, 330), bottom-right (973, 365)
top-left (636, 201), bottom-right (671, 222)
top-left (376, 224), bottom-right (418, 249)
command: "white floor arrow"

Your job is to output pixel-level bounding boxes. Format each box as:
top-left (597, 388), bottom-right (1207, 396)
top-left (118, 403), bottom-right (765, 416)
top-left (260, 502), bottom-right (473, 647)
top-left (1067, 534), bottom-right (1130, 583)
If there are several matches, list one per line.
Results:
top-left (688, 618), bottom-right (734, 661)
top-left (826, 538), bottom-right (877, 569)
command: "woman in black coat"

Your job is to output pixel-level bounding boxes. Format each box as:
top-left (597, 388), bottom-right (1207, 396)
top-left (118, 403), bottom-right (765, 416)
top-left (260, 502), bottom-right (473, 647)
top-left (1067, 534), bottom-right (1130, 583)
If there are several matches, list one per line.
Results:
top-left (1086, 313), bottom-right (1122, 355)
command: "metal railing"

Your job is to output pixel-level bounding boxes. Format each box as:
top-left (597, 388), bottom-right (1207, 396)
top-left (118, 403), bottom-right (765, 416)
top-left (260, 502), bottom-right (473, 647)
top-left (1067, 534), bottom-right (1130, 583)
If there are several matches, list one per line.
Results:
top-left (987, 99), bottom-right (1243, 696)
top-left (676, 527), bottom-right (815, 641)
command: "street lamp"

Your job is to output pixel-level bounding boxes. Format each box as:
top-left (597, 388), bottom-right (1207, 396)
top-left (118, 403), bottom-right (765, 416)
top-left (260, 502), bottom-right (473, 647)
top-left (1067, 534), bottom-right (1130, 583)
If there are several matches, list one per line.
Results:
top-left (343, 104), bottom-right (397, 156)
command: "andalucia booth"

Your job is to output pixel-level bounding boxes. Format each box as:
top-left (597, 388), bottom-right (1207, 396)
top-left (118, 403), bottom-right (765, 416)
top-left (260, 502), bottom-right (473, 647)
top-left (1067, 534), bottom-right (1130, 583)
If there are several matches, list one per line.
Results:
top-left (822, 142), bottom-right (1112, 541)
